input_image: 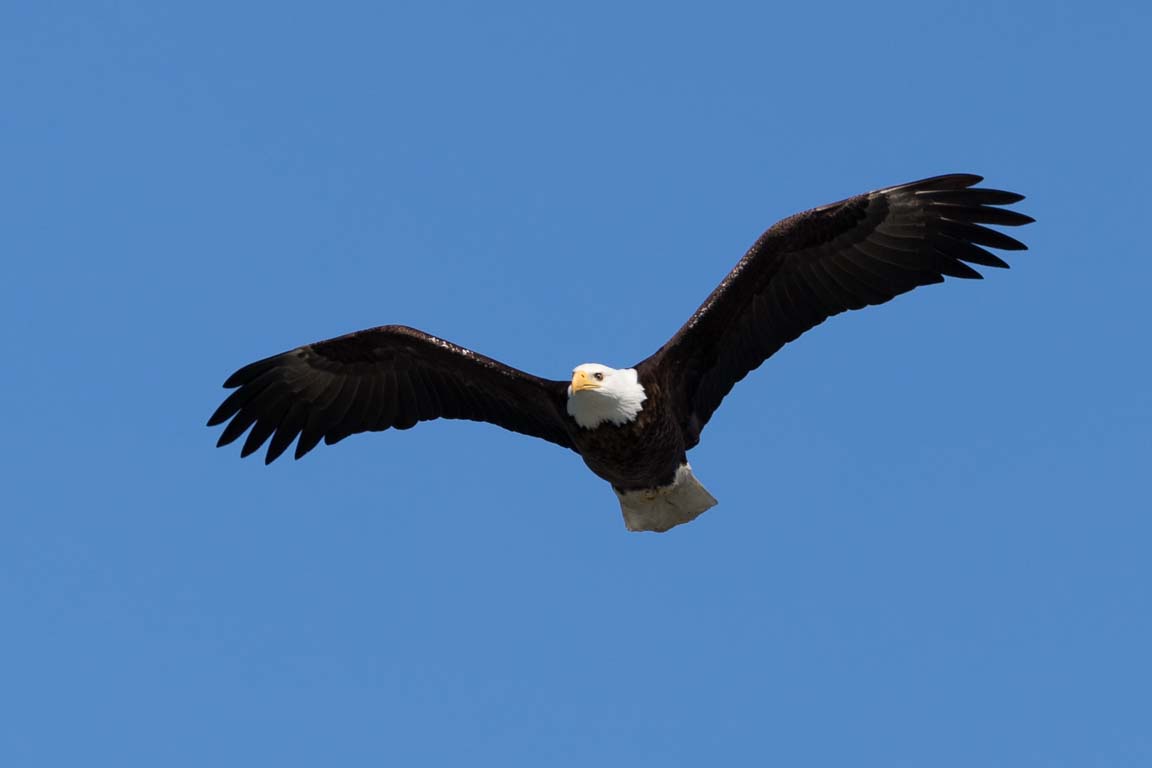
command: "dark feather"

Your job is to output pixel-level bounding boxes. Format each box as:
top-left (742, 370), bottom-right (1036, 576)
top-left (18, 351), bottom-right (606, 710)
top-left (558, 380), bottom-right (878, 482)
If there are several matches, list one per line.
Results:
top-left (208, 368), bottom-right (279, 427)
top-left (210, 326), bottom-right (574, 461)
top-left (938, 220), bottom-right (1028, 251)
top-left (392, 370), bottom-right (419, 430)
top-left (322, 375), bottom-right (362, 445)
top-left (241, 392), bottom-right (290, 458)
top-left (935, 204), bottom-right (1035, 227)
top-left (933, 237), bottom-right (1011, 269)
top-left (294, 415), bottom-right (327, 460)
top-left (935, 258), bottom-right (984, 280)
top-left (266, 401), bottom-right (308, 464)
top-left (915, 188), bottom-right (1024, 206)
top-left (637, 173), bottom-right (1031, 446)
top-left (217, 408), bottom-right (259, 448)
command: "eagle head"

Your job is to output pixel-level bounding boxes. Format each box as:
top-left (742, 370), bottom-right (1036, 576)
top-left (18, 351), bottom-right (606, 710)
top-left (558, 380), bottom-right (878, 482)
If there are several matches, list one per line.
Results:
top-left (566, 364), bottom-right (647, 429)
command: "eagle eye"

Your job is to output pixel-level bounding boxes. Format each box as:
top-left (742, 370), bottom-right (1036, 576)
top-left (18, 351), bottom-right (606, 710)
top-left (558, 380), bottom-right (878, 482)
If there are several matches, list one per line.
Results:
top-left (593, 372), bottom-right (604, 381)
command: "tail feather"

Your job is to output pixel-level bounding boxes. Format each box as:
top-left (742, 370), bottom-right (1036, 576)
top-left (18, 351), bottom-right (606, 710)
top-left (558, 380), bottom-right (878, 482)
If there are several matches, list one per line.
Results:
top-left (614, 464), bottom-right (718, 532)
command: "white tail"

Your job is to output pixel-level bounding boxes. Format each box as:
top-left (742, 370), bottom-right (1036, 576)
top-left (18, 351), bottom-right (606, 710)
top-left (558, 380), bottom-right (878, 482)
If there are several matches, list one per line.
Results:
top-left (614, 464), bottom-right (718, 532)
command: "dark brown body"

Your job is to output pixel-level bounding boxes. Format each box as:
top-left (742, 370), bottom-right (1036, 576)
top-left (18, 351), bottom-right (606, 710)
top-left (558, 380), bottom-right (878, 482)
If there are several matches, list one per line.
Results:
top-left (566, 376), bottom-right (686, 492)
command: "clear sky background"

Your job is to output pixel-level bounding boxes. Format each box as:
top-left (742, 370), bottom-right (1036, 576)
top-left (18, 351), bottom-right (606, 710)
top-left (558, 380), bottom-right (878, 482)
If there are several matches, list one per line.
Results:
top-left (3, 2), bottom-right (1149, 766)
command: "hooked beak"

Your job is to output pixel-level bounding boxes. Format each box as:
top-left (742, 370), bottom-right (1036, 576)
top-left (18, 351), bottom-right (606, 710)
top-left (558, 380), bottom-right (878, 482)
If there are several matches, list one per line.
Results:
top-left (571, 370), bottom-right (600, 393)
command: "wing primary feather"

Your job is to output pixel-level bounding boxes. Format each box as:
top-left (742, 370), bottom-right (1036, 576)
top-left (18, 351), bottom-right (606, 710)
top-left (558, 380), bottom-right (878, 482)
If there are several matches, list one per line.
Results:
top-left (294, 416), bottom-right (327, 460)
top-left (933, 204), bottom-right (1035, 227)
top-left (933, 236), bottom-right (1011, 269)
top-left (265, 401), bottom-right (308, 464)
top-left (303, 373), bottom-right (346, 416)
top-left (292, 375), bottom-right (355, 458)
top-left (915, 188), bottom-right (1025, 206)
top-left (306, 373), bottom-right (354, 446)
top-left (222, 354), bottom-right (284, 389)
top-left (938, 220), bottom-right (1028, 251)
top-left (240, 392), bottom-right (292, 458)
top-left (207, 368), bottom-right (281, 426)
top-left (218, 376), bottom-right (288, 447)
top-left (207, 387), bottom-right (248, 427)
top-left (217, 409), bottom-right (260, 448)
top-left (895, 174), bottom-right (983, 192)
top-left (933, 256), bottom-right (984, 280)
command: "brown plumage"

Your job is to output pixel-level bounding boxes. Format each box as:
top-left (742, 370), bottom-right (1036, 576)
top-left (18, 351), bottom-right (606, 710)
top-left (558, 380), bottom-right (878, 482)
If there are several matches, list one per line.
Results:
top-left (208, 173), bottom-right (1032, 529)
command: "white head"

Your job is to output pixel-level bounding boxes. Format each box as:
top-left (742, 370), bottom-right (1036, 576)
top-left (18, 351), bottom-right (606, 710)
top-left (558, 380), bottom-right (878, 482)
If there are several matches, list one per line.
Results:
top-left (566, 363), bottom-right (647, 429)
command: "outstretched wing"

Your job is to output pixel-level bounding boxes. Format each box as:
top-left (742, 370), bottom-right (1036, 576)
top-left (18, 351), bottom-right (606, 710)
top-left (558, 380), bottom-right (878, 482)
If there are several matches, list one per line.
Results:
top-left (208, 325), bottom-right (574, 463)
top-left (638, 174), bottom-right (1033, 446)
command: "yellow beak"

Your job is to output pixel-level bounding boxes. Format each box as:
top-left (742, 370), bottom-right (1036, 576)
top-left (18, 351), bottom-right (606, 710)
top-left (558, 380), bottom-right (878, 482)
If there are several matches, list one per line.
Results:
top-left (571, 370), bottom-right (599, 393)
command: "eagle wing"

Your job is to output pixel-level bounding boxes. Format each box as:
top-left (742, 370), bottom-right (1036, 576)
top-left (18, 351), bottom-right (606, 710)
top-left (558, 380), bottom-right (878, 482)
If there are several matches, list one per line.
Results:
top-left (208, 325), bottom-right (574, 463)
top-left (637, 174), bottom-right (1033, 446)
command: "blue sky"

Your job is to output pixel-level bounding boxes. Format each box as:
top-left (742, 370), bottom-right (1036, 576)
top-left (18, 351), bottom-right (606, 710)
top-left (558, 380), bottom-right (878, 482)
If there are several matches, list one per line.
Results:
top-left (3, 1), bottom-right (1149, 765)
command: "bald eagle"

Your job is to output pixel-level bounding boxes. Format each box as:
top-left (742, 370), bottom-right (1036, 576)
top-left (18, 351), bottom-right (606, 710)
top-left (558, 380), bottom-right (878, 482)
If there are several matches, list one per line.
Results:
top-left (209, 174), bottom-right (1032, 532)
